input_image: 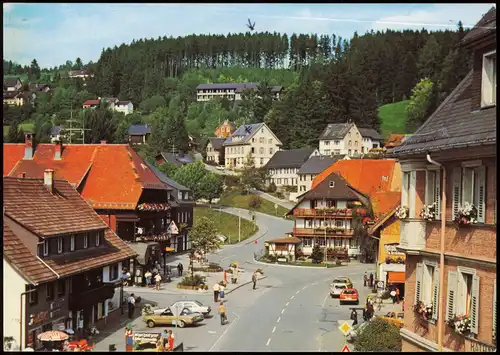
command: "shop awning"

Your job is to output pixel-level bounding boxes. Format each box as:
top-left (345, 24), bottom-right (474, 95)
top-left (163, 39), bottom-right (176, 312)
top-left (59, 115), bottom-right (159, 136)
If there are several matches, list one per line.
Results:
top-left (388, 271), bottom-right (405, 283)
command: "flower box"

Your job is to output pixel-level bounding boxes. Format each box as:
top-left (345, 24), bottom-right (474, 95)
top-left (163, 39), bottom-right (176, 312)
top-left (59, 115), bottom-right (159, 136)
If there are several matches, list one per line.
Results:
top-left (447, 314), bottom-right (471, 336)
top-left (395, 205), bottom-right (409, 219)
top-left (454, 203), bottom-right (478, 227)
top-left (413, 300), bottom-right (433, 321)
top-left (420, 203), bottom-right (437, 221)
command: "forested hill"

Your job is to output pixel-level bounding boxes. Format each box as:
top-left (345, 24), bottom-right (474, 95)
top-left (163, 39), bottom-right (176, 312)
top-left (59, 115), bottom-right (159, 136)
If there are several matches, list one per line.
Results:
top-left (4, 26), bottom-right (471, 152)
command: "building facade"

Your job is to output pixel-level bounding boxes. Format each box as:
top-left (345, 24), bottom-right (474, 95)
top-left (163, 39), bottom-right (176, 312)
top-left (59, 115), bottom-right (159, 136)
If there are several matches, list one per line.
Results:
top-left (128, 124), bottom-right (151, 145)
top-left (265, 148), bottom-right (317, 190)
top-left (392, 8), bottom-right (496, 352)
top-left (295, 155), bottom-right (345, 196)
top-left (223, 123), bottom-right (282, 169)
top-left (205, 138), bottom-right (226, 165)
top-left (214, 120), bottom-right (236, 138)
top-left (196, 83), bottom-right (282, 102)
top-left (115, 101), bottom-right (134, 115)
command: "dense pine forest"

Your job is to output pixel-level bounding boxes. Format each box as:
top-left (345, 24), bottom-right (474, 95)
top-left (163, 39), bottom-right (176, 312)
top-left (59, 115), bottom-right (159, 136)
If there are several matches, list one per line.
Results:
top-left (3, 25), bottom-right (471, 154)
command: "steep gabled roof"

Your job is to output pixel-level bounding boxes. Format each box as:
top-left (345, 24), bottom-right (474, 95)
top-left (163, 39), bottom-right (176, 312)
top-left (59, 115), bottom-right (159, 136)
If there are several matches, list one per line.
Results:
top-left (392, 71), bottom-right (496, 156)
top-left (83, 99), bottom-right (100, 106)
top-left (4, 76), bottom-right (21, 87)
top-left (264, 148), bottom-right (315, 169)
top-left (297, 155), bottom-right (344, 175)
top-left (209, 137), bottom-right (226, 151)
top-left (223, 123), bottom-right (264, 145)
top-left (266, 236), bottom-right (302, 244)
top-left (461, 6), bottom-right (496, 47)
top-left (301, 171), bottom-right (368, 201)
top-left (358, 127), bottom-right (383, 140)
top-left (319, 123), bottom-right (353, 140)
top-left (128, 124), bottom-right (151, 136)
top-left (3, 143), bottom-right (25, 176)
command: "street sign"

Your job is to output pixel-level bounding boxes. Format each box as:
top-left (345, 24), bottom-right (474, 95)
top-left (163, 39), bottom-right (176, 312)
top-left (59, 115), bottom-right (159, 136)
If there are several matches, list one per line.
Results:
top-left (377, 281), bottom-right (385, 288)
top-left (341, 344), bottom-right (351, 352)
top-left (167, 221), bottom-right (179, 234)
top-left (338, 321), bottom-right (352, 335)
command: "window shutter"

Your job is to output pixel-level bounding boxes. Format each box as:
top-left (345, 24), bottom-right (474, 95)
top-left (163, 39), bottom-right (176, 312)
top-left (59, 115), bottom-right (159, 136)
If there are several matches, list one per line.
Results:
top-left (415, 263), bottom-right (423, 304)
top-left (470, 274), bottom-right (480, 335)
top-left (451, 168), bottom-right (462, 220)
top-left (435, 170), bottom-right (441, 219)
top-left (425, 171), bottom-right (435, 206)
top-left (432, 267), bottom-right (440, 320)
top-left (476, 166), bottom-right (486, 223)
top-left (493, 280), bottom-right (497, 341)
top-left (446, 271), bottom-right (458, 321)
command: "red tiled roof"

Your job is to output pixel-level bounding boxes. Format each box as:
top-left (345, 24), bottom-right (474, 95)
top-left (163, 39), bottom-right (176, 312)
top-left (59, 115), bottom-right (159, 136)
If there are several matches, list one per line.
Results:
top-left (83, 100), bottom-right (100, 106)
top-left (266, 236), bottom-right (302, 244)
top-left (385, 134), bottom-right (408, 148)
top-left (312, 159), bottom-right (399, 197)
top-left (3, 222), bottom-right (58, 285)
top-left (370, 191), bottom-right (401, 217)
top-left (4, 177), bottom-right (109, 237)
top-left (3, 143), bottom-right (25, 175)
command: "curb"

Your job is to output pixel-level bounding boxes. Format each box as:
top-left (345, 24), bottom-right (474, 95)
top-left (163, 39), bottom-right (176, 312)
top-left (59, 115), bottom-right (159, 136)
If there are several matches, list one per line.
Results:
top-left (226, 276), bottom-right (268, 295)
top-left (251, 256), bottom-right (349, 270)
top-left (244, 227), bottom-right (268, 245)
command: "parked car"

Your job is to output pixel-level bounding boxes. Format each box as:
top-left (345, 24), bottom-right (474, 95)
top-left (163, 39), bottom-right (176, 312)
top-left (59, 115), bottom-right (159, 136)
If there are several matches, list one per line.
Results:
top-left (339, 288), bottom-right (359, 305)
top-left (378, 311), bottom-right (404, 328)
top-left (216, 166), bottom-right (225, 171)
top-left (142, 307), bottom-right (203, 328)
top-left (330, 277), bottom-right (353, 298)
top-left (171, 300), bottom-right (212, 317)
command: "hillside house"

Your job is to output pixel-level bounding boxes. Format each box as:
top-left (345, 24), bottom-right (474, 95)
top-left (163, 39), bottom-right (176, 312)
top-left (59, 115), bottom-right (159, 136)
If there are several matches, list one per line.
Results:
top-left (392, 8), bottom-right (497, 352)
top-left (28, 83), bottom-right (51, 93)
top-left (128, 124), bottom-right (151, 145)
top-left (82, 100), bottom-right (100, 109)
top-left (265, 148), bottom-right (317, 190)
top-left (68, 70), bottom-right (92, 80)
top-left (3, 91), bottom-right (26, 106)
top-left (4, 77), bottom-right (23, 92)
top-left (295, 155), bottom-right (346, 197)
top-left (155, 152), bottom-right (194, 167)
top-left (214, 120), bottom-right (236, 138)
top-left (223, 123), bottom-right (282, 169)
top-left (115, 100), bottom-right (134, 115)
top-left (206, 138), bottom-right (226, 165)
top-left (196, 83), bottom-right (282, 102)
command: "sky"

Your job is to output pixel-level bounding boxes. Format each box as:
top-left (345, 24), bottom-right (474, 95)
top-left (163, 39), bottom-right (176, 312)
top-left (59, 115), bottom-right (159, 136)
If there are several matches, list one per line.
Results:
top-left (3, 3), bottom-right (496, 69)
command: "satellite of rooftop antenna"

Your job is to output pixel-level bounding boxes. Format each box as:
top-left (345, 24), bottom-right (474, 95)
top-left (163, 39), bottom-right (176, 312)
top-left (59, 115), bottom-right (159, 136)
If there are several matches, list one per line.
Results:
top-left (246, 18), bottom-right (256, 31)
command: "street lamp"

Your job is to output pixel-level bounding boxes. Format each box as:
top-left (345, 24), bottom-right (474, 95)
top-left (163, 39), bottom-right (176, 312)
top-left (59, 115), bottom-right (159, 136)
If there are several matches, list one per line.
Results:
top-left (238, 209), bottom-right (241, 243)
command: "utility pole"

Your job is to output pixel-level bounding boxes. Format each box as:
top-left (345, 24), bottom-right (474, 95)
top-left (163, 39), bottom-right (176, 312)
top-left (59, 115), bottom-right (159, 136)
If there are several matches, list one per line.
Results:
top-left (238, 209), bottom-right (241, 243)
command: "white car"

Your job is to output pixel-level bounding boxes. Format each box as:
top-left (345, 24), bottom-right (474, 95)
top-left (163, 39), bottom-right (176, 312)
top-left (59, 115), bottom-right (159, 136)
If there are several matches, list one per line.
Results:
top-left (171, 300), bottom-right (211, 317)
top-left (330, 277), bottom-right (353, 298)
top-left (216, 166), bottom-right (225, 171)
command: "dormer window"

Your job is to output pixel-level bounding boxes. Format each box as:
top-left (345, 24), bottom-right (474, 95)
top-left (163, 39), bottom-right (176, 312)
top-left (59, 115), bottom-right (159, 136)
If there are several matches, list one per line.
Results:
top-left (96, 232), bottom-right (101, 246)
top-left (178, 191), bottom-right (182, 200)
top-left (482, 50), bottom-right (496, 107)
top-left (70, 235), bottom-right (75, 251)
top-left (43, 239), bottom-right (49, 256)
top-left (329, 181), bottom-right (335, 188)
top-left (83, 234), bottom-right (88, 249)
top-left (57, 236), bottom-right (63, 254)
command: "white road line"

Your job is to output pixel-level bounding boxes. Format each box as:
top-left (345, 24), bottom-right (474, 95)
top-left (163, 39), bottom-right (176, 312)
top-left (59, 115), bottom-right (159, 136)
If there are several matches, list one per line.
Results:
top-left (220, 254), bottom-right (236, 262)
top-left (272, 326), bottom-right (276, 333)
top-left (291, 295), bottom-right (295, 300)
top-left (277, 317), bottom-right (281, 323)
top-left (296, 290), bottom-right (300, 294)
top-left (303, 285), bottom-right (308, 290)
top-left (281, 308), bottom-right (285, 314)
top-left (208, 331), bottom-right (216, 334)
top-left (209, 311), bottom-right (240, 352)
top-left (312, 282), bottom-right (318, 286)
top-left (322, 293), bottom-right (329, 309)
top-left (266, 338), bottom-right (271, 346)
top-left (286, 302), bottom-right (289, 307)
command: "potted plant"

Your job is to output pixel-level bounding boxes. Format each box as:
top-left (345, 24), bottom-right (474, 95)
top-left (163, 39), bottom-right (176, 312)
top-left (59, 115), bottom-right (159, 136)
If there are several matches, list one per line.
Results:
top-left (395, 205), bottom-right (409, 219)
top-left (420, 203), bottom-right (437, 221)
top-left (454, 203), bottom-right (478, 227)
top-left (385, 256), bottom-right (392, 264)
top-left (413, 300), bottom-right (433, 320)
top-left (447, 314), bottom-right (471, 335)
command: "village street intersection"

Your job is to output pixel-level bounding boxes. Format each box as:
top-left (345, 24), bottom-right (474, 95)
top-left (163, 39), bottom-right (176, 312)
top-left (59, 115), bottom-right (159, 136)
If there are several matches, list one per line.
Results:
top-left (96, 208), bottom-right (375, 352)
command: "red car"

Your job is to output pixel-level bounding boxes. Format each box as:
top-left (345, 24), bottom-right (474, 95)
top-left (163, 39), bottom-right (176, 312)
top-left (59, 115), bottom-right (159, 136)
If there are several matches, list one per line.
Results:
top-left (339, 288), bottom-right (359, 305)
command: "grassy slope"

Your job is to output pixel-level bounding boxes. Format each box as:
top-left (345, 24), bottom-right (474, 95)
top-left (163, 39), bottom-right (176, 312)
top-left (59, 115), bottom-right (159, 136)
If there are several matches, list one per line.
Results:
top-left (219, 188), bottom-right (290, 217)
top-left (378, 100), bottom-right (410, 139)
top-left (193, 207), bottom-right (258, 244)
top-left (3, 122), bottom-right (35, 137)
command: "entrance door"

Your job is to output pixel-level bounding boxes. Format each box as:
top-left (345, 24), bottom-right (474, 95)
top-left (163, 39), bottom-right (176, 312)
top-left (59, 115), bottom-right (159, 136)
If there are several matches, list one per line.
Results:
top-left (177, 236), bottom-right (184, 252)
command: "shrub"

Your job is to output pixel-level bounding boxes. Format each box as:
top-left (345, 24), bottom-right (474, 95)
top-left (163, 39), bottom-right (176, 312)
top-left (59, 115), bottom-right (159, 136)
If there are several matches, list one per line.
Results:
top-left (179, 275), bottom-right (204, 287)
top-left (310, 245), bottom-right (324, 263)
top-left (267, 182), bottom-right (277, 193)
top-left (248, 195), bottom-right (262, 210)
top-left (275, 191), bottom-right (284, 199)
top-left (354, 318), bottom-right (402, 352)
top-left (224, 174), bottom-right (240, 187)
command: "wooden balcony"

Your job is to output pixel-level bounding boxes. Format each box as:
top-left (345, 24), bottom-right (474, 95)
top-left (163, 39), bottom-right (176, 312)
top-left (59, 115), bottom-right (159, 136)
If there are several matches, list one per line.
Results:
top-left (293, 208), bottom-right (367, 218)
top-left (293, 227), bottom-right (355, 237)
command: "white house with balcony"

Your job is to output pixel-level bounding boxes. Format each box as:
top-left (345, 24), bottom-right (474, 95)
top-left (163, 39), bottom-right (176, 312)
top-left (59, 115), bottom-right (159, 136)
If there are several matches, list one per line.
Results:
top-left (196, 83), bottom-right (282, 102)
top-left (114, 101), bottom-right (134, 115)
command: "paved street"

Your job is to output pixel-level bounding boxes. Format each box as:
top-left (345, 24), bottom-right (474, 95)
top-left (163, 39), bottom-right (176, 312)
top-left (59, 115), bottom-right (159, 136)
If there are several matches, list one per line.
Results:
top-left (95, 207), bottom-right (380, 352)
top-left (250, 188), bottom-right (295, 210)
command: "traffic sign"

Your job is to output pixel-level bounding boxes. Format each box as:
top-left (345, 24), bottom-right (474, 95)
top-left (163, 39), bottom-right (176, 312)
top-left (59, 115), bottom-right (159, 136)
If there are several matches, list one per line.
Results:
top-left (338, 321), bottom-right (352, 335)
top-left (341, 344), bottom-right (351, 352)
top-left (377, 281), bottom-right (385, 289)
top-left (167, 221), bottom-right (179, 234)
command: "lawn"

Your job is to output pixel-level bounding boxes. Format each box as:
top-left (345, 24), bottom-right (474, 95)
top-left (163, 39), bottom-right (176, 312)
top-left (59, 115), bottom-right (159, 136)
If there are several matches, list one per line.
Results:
top-left (193, 207), bottom-right (258, 244)
top-left (378, 100), bottom-right (410, 139)
top-left (3, 122), bottom-right (35, 137)
top-left (219, 188), bottom-right (290, 217)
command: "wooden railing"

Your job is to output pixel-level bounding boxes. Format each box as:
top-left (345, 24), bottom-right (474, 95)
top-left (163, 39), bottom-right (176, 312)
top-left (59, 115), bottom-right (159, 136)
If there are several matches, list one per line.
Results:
top-left (293, 227), bottom-right (355, 236)
top-left (293, 208), bottom-right (367, 218)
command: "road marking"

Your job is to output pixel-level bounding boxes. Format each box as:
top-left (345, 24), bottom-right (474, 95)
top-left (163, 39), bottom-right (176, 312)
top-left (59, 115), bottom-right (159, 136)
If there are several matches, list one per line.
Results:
top-left (209, 311), bottom-right (240, 352)
top-left (281, 308), bottom-right (285, 314)
top-left (312, 282), bottom-right (318, 286)
top-left (208, 331), bottom-right (217, 334)
top-left (291, 295), bottom-right (295, 300)
top-left (303, 285), bottom-right (308, 290)
top-left (272, 326), bottom-right (276, 333)
top-left (322, 293), bottom-right (329, 309)
top-left (296, 290), bottom-right (300, 294)
top-left (286, 302), bottom-right (289, 307)
top-left (220, 254), bottom-right (236, 262)
top-left (277, 317), bottom-right (281, 323)
top-left (266, 338), bottom-right (271, 346)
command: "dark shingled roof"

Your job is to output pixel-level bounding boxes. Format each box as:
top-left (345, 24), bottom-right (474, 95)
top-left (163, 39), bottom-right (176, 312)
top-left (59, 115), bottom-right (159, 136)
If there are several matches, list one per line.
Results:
top-left (461, 7), bottom-right (496, 47)
top-left (158, 152), bottom-right (193, 166)
top-left (145, 162), bottom-right (193, 206)
top-left (209, 137), bottom-right (226, 151)
top-left (319, 123), bottom-right (353, 140)
top-left (3, 91), bottom-right (22, 99)
top-left (358, 127), bottom-right (383, 140)
top-left (264, 148), bottom-right (314, 169)
top-left (297, 155), bottom-right (343, 175)
top-left (128, 124), bottom-right (151, 135)
top-left (4, 77), bottom-right (21, 88)
top-left (300, 171), bottom-right (367, 201)
top-left (392, 70), bottom-right (496, 156)
top-left (224, 123), bottom-right (265, 146)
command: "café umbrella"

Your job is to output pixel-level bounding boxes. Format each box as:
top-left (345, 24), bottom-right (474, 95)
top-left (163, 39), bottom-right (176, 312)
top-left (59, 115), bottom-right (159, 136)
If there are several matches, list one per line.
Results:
top-left (37, 330), bottom-right (69, 342)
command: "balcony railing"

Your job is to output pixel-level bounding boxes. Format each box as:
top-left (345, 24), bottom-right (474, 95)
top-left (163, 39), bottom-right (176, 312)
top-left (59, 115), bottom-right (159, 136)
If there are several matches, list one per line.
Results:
top-left (398, 219), bottom-right (427, 251)
top-left (293, 227), bottom-right (355, 236)
top-left (293, 208), bottom-right (367, 218)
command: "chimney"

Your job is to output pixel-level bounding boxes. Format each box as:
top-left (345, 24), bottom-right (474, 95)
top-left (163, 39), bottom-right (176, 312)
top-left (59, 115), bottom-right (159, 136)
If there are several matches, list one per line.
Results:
top-left (54, 141), bottom-right (63, 160)
top-left (44, 169), bottom-right (55, 193)
top-left (24, 133), bottom-right (33, 160)
top-left (100, 140), bottom-right (107, 145)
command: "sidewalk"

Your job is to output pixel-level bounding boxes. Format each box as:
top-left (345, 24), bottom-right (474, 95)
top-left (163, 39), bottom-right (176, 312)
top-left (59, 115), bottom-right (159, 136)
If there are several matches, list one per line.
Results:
top-left (251, 189), bottom-right (294, 209)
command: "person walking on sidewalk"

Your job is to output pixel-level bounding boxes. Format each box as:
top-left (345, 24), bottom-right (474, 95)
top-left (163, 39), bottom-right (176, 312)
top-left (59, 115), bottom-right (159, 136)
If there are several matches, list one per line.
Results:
top-left (369, 273), bottom-right (374, 288)
top-left (350, 309), bottom-right (358, 326)
top-left (167, 330), bottom-right (175, 352)
top-left (127, 294), bottom-right (136, 319)
top-left (363, 271), bottom-right (368, 287)
top-left (125, 324), bottom-right (134, 352)
top-left (218, 302), bottom-right (227, 325)
top-left (390, 287), bottom-right (397, 304)
top-left (252, 272), bottom-right (257, 290)
top-left (177, 263), bottom-right (184, 277)
top-left (145, 270), bottom-right (152, 288)
top-left (213, 282), bottom-right (220, 302)
top-left (395, 287), bottom-right (400, 304)
top-left (219, 283), bottom-right (225, 301)
top-left (154, 273), bottom-right (162, 291)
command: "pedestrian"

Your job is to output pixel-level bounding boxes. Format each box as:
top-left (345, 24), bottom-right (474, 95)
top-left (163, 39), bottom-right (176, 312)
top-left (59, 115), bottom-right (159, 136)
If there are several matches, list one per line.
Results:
top-left (161, 329), bottom-right (169, 351)
top-left (125, 324), bottom-right (134, 352)
top-left (167, 330), bottom-right (175, 352)
top-left (363, 271), bottom-right (368, 287)
top-left (127, 294), bottom-right (136, 319)
top-left (77, 313), bottom-right (84, 339)
top-left (154, 273), bottom-right (162, 291)
top-left (177, 262), bottom-right (183, 277)
top-left (390, 287), bottom-right (397, 304)
top-left (369, 273), bottom-right (374, 288)
top-left (350, 309), bottom-right (358, 326)
top-left (366, 301), bottom-right (374, 320)
top-left (145, 270), bottom-right (152, 288)
top-left (252, 272), bottom-right (257, 290)
top-left (218, 301), bottom-right (227, 325)
top-left (213, 282), bottom-right (220, 302)
top-left (395, 287), bottom-right (400, 304)
top-left (219, 283), bottom-right (225, 300)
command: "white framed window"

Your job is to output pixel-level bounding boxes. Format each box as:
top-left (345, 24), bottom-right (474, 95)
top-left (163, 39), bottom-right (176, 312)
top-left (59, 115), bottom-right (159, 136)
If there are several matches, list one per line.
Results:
top-left (349, 238), bottom-right (358, 248)
top-left (260, 158), bottom-right (264, 165)
top-left (481, 50), bottom-right (496, 107)
top-left (27, 285), bottom-right (38, 305)
top-left (324, 140), bottom-right (330, 145)
top-left (335, 220), bottom-right (343, 228)
top-left (269, 148), bottom-right (273, 154)
top-left (401, 171), bottom-right (411, 210)
top-left (334, 141), bottom-right (340, 145)
top-left (348, 149), bottom-right (351, 156)
top-left (303, 238), bottom-right (312, 246)
top-left (57, 236), bottom-right (63, 254)
top-left (334, 149), bottom-right (340, 155)
top-left (306, 219), bottom-right (313, 228)
top-left (83, 233), bottom-right (88, 249)
top-left (70, 235), bottom-right (75, 251)
top-left (425, 170), bottom-right (441, 219)
top-left (324, 149), bottom-right (330, 156)
top-left (315, 238), bottom-right (327, 246)
top-left (451, 165), bottom-right (486, 223)
top-left (334, 238), bottom-right (342, 247)
top-left (259, 137), bottom-right (264, 143)
top-left (329, 181), bottom-right (335, 188)
top-left (43, 239), bottom-right (49, 256)
top-left (415, 260), bottom-right (440, 320)
top-left (446, 268), bottom-right (480, 335)
top-left (96, 232), bottom-right (101, 246)
top-left (348, 140), bottom-right (352, 147)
